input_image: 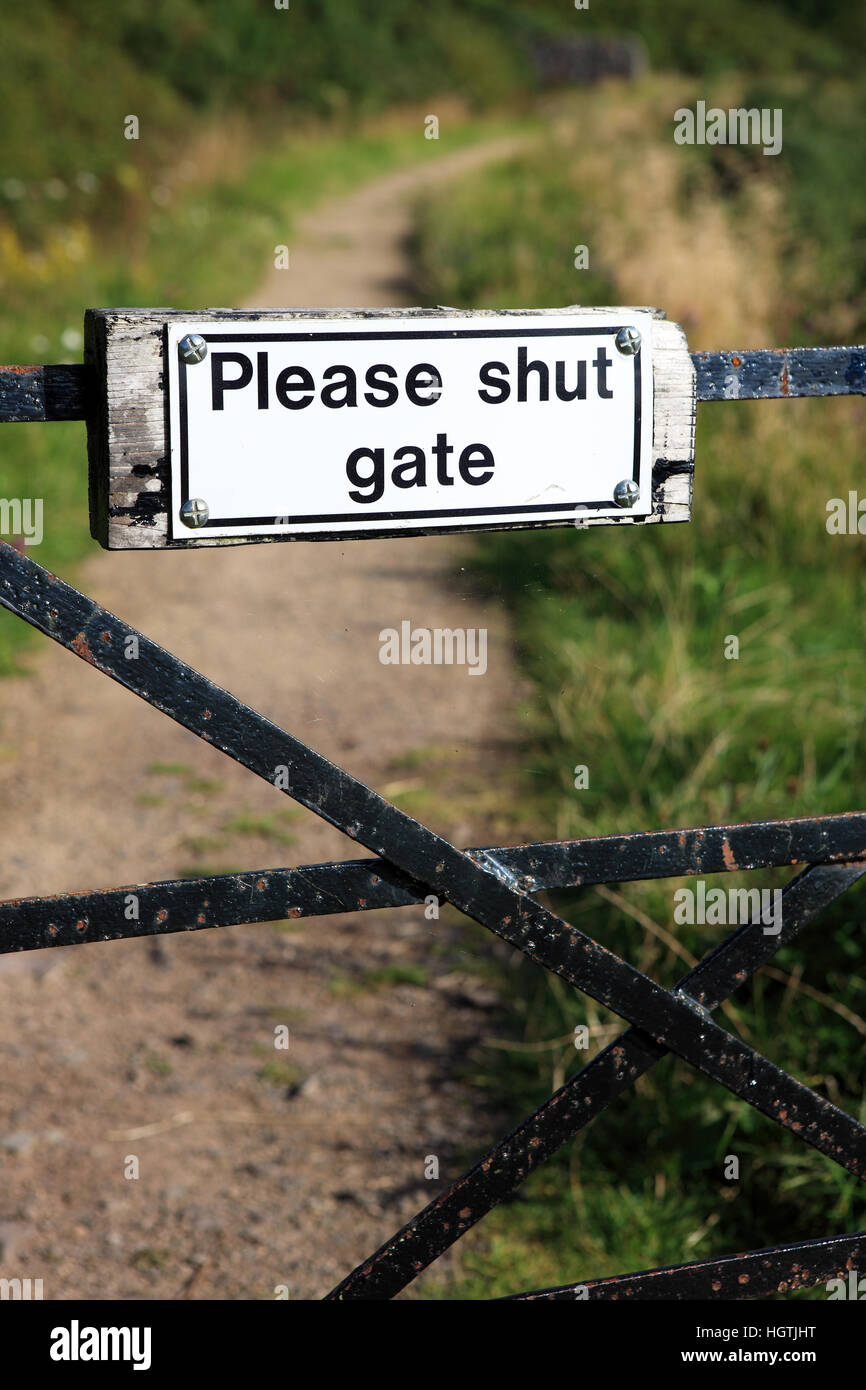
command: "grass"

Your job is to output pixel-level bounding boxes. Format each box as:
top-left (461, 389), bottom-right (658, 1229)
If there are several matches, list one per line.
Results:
top-left (257, 1061), bottom-right (307, 1094)
top-left (222, 811), bottom-right (299, 846)
top-left (328, 961), bottom-right (430, 997)
top-left (413, 72), bottom-right (866, 1299)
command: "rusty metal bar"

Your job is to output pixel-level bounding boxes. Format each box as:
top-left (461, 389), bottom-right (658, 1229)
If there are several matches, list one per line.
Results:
top-left (2, 815), bottom-right (865, 954)
top-left (692, 345), bottom-right (866, 401)
top-left (508, 1228), bottom-right (866, 1300)
top-left (0, 364), bottom-right (90, 422)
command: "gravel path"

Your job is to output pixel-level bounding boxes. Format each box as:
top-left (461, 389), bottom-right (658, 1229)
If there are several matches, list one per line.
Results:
top-left (0, 136), bottom-right (530, 1299)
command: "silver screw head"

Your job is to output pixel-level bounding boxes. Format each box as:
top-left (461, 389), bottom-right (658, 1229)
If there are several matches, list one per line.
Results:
top-left (614, 479), bottom-right (640, 508)
top-left (615, 326), bottom-right (641, 355)
top-left (178, 333), bottom-right (207, 364)
top-left (180, 497), bottom-right (209, 528)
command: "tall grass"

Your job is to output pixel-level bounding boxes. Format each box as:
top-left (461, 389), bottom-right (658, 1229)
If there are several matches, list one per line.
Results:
top-left (414, 74), bottom-right (866, 1298)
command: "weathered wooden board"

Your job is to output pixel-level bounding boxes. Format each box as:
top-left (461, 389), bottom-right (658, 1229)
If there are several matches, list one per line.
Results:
top-left (84, 306), bottom-right (696, 550)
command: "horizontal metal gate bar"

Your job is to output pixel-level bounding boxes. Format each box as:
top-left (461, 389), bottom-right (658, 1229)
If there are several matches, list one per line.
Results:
top-left (1, 345), bottom-right (865, 422)
top-left (2, 812), bottom-right (864, 954)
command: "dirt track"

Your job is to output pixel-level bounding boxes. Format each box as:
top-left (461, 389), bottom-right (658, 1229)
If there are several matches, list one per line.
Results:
top-left (0, 137), bottom-right (530, 1299)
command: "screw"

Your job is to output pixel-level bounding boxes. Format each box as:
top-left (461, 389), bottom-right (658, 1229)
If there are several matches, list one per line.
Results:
top-left (178, 333), bottom-right (207, 364)
top-left (614, 479), bottom-right (640, 508)
top-left (615, 326), bottom-right (641, 355)
top-left (180, 498), bottom-right (209, 528)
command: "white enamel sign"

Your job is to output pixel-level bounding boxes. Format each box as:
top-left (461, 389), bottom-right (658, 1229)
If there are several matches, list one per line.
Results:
top-left (166, 311), bottom-right (654, 540)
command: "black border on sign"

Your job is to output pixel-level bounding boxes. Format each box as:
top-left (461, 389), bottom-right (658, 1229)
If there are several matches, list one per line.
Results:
top-left (175, 326), bottom-right (643, 533)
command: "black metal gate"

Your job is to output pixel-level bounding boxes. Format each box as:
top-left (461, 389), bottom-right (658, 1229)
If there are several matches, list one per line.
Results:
top-left (1, 344), bottom-right (864, 1299)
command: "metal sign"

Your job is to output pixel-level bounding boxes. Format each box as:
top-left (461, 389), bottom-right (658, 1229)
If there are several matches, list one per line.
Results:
top-left (165, 311), bottom-right (654, 540)
top-left (83, 306), bottom-right (695, 549)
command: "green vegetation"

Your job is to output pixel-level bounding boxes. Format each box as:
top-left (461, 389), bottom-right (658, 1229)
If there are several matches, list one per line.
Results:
top-left (222, 811), bottom-right (299, 846)
top-left (414, 63), bottom-right (866, 1298)
top-left (257, 1060), bottom-right (307, 1093)
top-left (328, 961), bottom-right (429, 997)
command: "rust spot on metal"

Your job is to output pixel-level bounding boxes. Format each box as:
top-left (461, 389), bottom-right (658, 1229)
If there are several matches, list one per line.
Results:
top-left (458, 1207), bottom-right (471, 1219)
top-left (203, 709), bottom-right (212, 720)
top-left (75, 920), bottom-right (85, 932)
top-left (197, 914), bottom-right (205, 924)
top-left (731, 355), bottom-right (741, 367)
top-left (156, 908), bottom-right (168, 924)
top-left (256, 878), bottom-right (266, 891)
top-left (70, 631), bottom-right (96, 665)
top-left (287, 907), bottom-right (302, 919)
top-left (738, 1273), bottom-right (749, 1284)
top-left (721, 837), bottom-right (737, 870)
top-left (48, 924), bottom-right (57, 936)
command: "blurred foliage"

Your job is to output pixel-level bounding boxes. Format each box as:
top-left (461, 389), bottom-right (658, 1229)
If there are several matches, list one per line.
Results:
top-left (1, 0), bottom-right (864, 196)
